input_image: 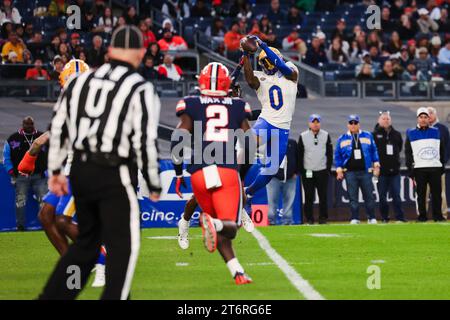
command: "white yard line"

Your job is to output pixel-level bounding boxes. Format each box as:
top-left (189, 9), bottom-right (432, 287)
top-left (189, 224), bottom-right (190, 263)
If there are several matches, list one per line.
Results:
top-left (252, 228), bottom-right (325, 300)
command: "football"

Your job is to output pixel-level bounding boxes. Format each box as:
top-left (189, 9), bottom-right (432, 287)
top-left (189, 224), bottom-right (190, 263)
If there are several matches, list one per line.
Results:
top-left (240, 36), bottom-right (258, 54)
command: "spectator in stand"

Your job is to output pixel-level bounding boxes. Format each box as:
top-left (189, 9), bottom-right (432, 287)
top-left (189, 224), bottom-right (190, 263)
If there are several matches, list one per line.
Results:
top-left (282, 27), bottom-right (307, 57)
top-left (124, 5), bottom-right (140, 25)
top-left (81, 10), bottom-right (96, 33)
top-left (158, 18), bottom-right (177, 39)
top-left (438, 37), bottom-right (450, 64)
top-left (58, 42), bottom-right (72, 61)
top-left (354, 29), bottom-right (368, 53)
top-left (349, 40), bottom-right (364, 63)
top-left (229, 0), bottom-right (252, 20)
top-left (27, 31), bottom-right (46, 61)
top-left (407, 39), bottom-right (418, 60)
top-left (1, 51), bottom-right (25, 78)
top-left (426, 0), bottom-right (442, 21)
top-left (391, 54), bottom-right (404, 77)
top-left (335, 114), bottom-right (380, 225)
top-left (78, 50), bottom-right (87, 62)
top-left (1, 31), bottom-right (25, 62)
top-left (332, 18), bottom-right (350, 43)
top-left (259, 15), bottom-right (273, 35)
top-left (224, 21), bottom-right (244, 52)
top-left (238, 17), bottom-right (248, 35)
top-left (46, 35), bottom-right (60, 62)
top-left (162, 0), bottom-right (190, 20)
top-left (377, 60), bottom-right (399, 80)
top-left (414, 47), bottom-right (434, 80)
top-left (398, 14), bottom-right (418, 40)
top-left (25, 58), bottom-right (49, 80)
top-left (68, 33), bottom-right (83, 59)
top-left (23, 23), bottom-right (34, 43)
top-left (437, 8), bottom-right (449, 32)
top-left (139, 55), bottom-right (159, 81)
top-left (191, 0), bottom-right (211, 18)
top-left (391, 0), bottom-right (405, 20)
top-left (316, 31), bottom-right (327, 48)
top-left (157, 28), bottom-right (188, 51)
top-left (144, 17), bottom-right (157, 34)
top-left (267, 0), bottom-right (285, 25)
top-left (405, 107), bottom-right (445, 222)
top-left (3, 117), bottom-right (49, 231)
top-left (206, 17), bottom-right (226, 52)
top-left (116, 15), bottom-right (126, 28)
top-left (157, 54), bottom-right (183, 81)
top-left (417, 8), bottom-right (439, 34)
top-left (287, 5), bottom-right (302, 25)
top-left (147, 42), bottom-right (164, 66)
top-left (326, 36), bottom-right (348, 64)
top-left (139, 20), bottom-right (156, 49)
top-left (49, 55), bottom-right (64, 82)
top-left (303, 35), bottom-right (328, 67)
top-left (367, 31), bottom-right (382, 50)
top-left (369, 45), bottom-right (381, 64)
top-left (430, 35), bottom-right (442, 61)
top-left (57, 28), bottom-right (68, 43)
top-left (87, 35), bottom-right (106, 68)
top-left (399, 46), bottom-right (410, 67)
top-left (373, 111), bottom-right (405, 223)
top-left (0, 0), bottom-right (21, 25)
top-left (388, 31), bottom-right (402, 54)
top-left (96, 6), bottom-right (117, 34)
top-left (48, 0), bottom-right (66, 17)
top-left (22, 49), bottom-right (32, 65)
top-left (355, 51), bottom-right (380, 77)
top-left (356, 63), bottom-right (375, 80)
top-left (380, 6), bottom-right (396, 34)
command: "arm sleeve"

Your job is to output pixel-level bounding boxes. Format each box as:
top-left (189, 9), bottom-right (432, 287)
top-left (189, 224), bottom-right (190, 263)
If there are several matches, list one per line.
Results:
top-left (259, 42), bottom-right (294, 77)
top-left (48, 89), bottom-right (70, 176)
top-left (131, 83), bottom-right (162, 193)
top-left (334, 137), bottom-right (343, 169)
top-left (2, 143), bottom-right (13, 173)
top-left (326, 134), bottom-right (333, 171)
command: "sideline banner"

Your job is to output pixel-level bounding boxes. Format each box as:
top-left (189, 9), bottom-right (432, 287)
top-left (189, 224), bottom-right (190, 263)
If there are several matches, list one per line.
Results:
top-left (0, 161), bottom-right (302, 231)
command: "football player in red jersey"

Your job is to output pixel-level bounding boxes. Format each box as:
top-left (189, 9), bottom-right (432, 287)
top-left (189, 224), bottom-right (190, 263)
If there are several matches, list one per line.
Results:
top-left (171, 62), bottom-right (253, 284)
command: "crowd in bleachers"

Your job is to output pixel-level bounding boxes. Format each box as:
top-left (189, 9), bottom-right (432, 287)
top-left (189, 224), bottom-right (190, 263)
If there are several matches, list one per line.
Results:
top-left (0, 0), bottom-right (449, 86)
top-left (0, 0), bottom-right (190, 83)
top-left (152, 0), bottom-right (450, 82)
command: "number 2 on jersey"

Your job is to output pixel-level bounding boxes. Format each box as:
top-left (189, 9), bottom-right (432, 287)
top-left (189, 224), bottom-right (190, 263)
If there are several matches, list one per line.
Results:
top-left (269, 85), bottom-right (283, 110)
top-left (205, 105), bottom-right (229, 142)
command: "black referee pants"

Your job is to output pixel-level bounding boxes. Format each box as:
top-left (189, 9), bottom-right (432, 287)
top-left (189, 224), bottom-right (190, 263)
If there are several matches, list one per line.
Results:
top-left (301, 170), bottom-right (329, 223)
top-left (414, 168), bottom-right (444, 221)
top-left (39, 161), bottom-right (140, 300)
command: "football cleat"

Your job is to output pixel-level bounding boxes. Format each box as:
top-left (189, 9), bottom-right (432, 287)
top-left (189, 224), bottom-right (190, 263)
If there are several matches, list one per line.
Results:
top-left (241, 208), bottom-right (255, 233)
top-left (177, 218), bottom-right (190, 250)
top-left (234, 272), bottom-right (253, 285)
top-left (200, 213), bottom-right (217, 253)
top-left (91, 264), bottom-right (105, 288)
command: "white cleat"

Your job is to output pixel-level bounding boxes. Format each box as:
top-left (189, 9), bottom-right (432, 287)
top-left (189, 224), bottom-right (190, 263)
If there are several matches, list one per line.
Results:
top-left (178, 218), bottom-right (190, 250)
top-left (368, 218), bottom-right (378, 224)
top-left (350, 219), bottom-right (360, 225)
top-left (241, 209), bottom-right (255, 233)
top-left (91, 264), bottom-right (105, 287)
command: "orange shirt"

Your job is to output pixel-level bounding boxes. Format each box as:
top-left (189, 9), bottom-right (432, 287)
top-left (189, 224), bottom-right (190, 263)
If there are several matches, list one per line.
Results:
top-left (25, 68), bottom-right (49, 80)
top-left (157, 36), bottom-right (188, 51)
top-left (224, 31), bottom-right (244, 51)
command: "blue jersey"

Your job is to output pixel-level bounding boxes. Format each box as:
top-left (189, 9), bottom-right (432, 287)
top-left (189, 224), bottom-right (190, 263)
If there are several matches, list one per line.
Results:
top-left (176, 95), bottom-right (252, 174)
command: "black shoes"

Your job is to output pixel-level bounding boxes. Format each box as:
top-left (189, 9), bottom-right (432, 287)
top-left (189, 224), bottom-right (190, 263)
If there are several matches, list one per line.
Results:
top-left (16, 225), bottom-right (25, 232)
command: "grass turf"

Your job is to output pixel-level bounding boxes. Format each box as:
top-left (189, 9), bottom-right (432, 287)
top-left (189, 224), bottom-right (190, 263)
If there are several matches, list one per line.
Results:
top-left (0, 223), bottom-right (449, 300)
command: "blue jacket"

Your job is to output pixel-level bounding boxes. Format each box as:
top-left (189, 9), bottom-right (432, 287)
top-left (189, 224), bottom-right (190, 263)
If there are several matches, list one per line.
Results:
top-left (334, 130), bottom-right (380, 171)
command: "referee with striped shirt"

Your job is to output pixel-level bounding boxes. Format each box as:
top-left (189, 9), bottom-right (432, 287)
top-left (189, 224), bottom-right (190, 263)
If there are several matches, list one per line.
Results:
top-left (39, 26), bottom-right (161, 300)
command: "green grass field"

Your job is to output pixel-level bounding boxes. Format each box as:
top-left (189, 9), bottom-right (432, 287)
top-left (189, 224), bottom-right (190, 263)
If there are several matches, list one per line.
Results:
top-left (1, 223), bottom-right (450, 300)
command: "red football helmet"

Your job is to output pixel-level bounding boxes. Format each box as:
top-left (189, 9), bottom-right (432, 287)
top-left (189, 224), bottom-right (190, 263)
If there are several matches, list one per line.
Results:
top-left (198, 62), bottom-right (231, 97)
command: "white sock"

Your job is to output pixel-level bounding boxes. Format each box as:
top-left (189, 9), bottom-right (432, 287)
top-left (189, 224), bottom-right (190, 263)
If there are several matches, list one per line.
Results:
top-left (179, 215), bottom-right (189, 228)
top-left (212, 218), bottom-right (223, 232)
top-left (226, 258), bottom-right (244, 277)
